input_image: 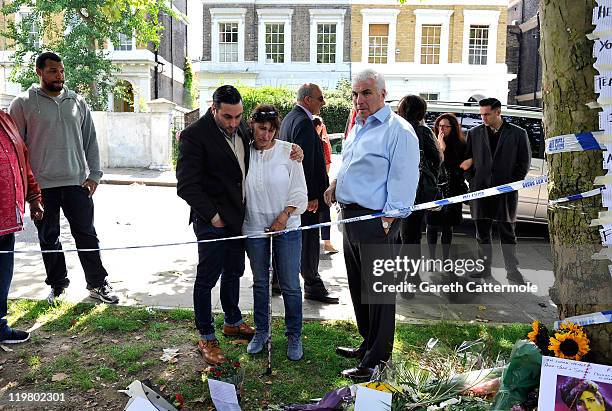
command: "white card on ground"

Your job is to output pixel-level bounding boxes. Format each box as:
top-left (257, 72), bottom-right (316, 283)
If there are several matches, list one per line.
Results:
top-left (538, 356), bottom-right (612, 410)
top-left (125, 397), bottom-right (159, 411)
top-left (354, 386), bottom-right (392, 411)
top-left (208, 379), bottom-right (241, 411)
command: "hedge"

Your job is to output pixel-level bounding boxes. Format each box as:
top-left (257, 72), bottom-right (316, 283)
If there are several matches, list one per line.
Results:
top-left (237, 84), bottom-right (351, 134)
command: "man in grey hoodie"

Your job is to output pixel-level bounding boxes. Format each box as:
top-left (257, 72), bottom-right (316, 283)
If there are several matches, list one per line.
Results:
top-left (9, 52), bottom-right (118, 305)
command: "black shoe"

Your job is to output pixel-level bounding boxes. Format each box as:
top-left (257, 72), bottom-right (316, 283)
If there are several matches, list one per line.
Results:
top-left (0, 328), bottom-right (30, 344)
top-left (506, 270), bottom-right (526, 285)
top-left (341, 366), bottom-right (374, 381)
top-left (88, 281), bottom-right (119, 304)
top-left (336, 346), bottom-right (364, 359)
top-left (304, 292), bottom-right (339, 304)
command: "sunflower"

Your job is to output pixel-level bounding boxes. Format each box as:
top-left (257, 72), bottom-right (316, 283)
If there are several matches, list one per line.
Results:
top-left (527, 320), bottom-right (540, 343)
top-left (548, 332), bottom-right (590, 361)
top-left (559, 322), bottom-right (585, 336)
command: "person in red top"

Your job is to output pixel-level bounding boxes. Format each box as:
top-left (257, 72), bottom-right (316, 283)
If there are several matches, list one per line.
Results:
top-left (313, 116), bottom-right (339, 254)
top-left (0, 110), bottom-right (43, 344)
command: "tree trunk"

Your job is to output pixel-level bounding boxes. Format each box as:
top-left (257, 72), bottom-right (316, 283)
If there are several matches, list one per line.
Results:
top-left (540, 0), bottom-right (612, 364)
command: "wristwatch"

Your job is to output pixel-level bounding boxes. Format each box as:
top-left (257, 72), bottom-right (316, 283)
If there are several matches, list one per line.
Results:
top-left (382, 220), bottom-right (391, 230)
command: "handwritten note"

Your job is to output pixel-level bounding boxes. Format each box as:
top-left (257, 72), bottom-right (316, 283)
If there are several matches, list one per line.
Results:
top-left (593, 36), bottom-right (612, 69)
top-left (599, 223), bottom-right (612, 244)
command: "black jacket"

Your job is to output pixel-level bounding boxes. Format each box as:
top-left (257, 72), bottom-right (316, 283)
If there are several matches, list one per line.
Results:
top-left (176, 107), bottom-right (251, 235)
top-left (465, 122), bottom-right (531, 222)
top-left (279, 106), bottom-right (328, 202)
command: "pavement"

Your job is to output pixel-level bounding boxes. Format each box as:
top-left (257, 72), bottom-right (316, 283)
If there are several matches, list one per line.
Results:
top-left (9, 162), bottom-right (558, 326)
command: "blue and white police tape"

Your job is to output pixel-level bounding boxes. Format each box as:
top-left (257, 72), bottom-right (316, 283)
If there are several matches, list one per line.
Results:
top-left (1, 175), bottom-right (548, 254)
top-left (554, 310), bottom-right (612, 329)
top-left (548, 187), bottom-right (604, 205)
top-left (545, 131), bottom-right (608, 154)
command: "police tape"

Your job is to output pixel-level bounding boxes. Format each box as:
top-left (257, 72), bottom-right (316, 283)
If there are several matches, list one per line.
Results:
top-left (545, 131), bottom-right (608, 154)
top-left (2, 175), bottom-right (548, 254)
top-left (548, 187), bottom-right (604, 205)
top-left (554, 310), bottom-right (612, 329)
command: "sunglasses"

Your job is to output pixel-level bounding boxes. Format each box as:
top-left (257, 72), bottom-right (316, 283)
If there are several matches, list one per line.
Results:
top-left (252, 111), bottom-right (278, 121)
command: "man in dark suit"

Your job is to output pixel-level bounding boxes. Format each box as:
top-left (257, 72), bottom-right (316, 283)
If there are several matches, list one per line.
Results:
top-left (279, 83), bottom-right (338, 304)
top-left (177, 85), bottom-right (255, 365)
top-left (460, 97), bottom-right (531, 284)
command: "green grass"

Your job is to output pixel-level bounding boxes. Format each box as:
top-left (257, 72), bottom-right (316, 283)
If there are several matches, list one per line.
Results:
top-left (6, 299), bottom-right (531, 410)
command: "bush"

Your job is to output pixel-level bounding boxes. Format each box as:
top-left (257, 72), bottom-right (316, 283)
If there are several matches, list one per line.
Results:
top-left (237, 84), bottom-right (351, 134)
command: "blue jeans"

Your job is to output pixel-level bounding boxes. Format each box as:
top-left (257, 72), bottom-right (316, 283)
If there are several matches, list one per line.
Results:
top-left (246, 230), bottom-right (302, 337)
top-left (193, 217), bottom-right (245, 339)
top-left (0, 233), bottom-right (15, 339)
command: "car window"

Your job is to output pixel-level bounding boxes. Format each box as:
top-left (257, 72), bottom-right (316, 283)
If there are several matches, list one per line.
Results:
top-left (459, 113), bottom-right (543, 159)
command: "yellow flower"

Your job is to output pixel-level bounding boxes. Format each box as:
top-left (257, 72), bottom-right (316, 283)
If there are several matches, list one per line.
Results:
top-left (527, 320), bottom-right (540, 343)
top-left (548, 332), bottom-right (590, 361)
top-left (559, 322), bottom-right (585, 336)
top-left (362, 381), bottom-right (399, 393)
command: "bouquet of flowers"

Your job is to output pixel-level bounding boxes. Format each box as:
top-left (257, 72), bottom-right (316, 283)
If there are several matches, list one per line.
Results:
top-left (204, 359), bottom-right (245, 388)
top-left (528, 320), bottom-right (590, 361)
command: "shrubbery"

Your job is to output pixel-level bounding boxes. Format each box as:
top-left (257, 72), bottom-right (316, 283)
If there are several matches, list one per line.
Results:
top-left (237, 80), bottom-right (351, 134)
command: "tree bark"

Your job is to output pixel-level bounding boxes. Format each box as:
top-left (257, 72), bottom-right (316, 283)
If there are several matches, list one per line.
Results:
top-left (540, 0), bottom-right (612, 364)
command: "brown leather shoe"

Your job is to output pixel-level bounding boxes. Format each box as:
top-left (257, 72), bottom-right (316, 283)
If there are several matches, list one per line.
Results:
top-left (223, 323), bottom-right (256, 339)
top-left (198, 339), bottom-right (227, 365)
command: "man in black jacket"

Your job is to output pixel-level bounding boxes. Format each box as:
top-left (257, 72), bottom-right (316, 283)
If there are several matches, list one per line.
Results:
top-left (460, 97), bottom-right (531, 284)
top-left (279, 83), bottom-right (338, 304)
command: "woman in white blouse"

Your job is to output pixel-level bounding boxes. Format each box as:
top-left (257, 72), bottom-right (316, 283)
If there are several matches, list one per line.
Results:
top-left (243, 104), bottom-right (308, 361)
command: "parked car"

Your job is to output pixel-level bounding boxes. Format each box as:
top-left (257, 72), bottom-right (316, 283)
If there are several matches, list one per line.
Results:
top-left (339, 101), bottom-right (546, 223)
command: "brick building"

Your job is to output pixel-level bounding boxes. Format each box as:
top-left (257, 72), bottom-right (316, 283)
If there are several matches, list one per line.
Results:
top-left (195, 0), bottom-right (351, 106)
top-left (350, 0), bottom-right (514, 103)
top-left (506, 0), bottom-right (542, 107)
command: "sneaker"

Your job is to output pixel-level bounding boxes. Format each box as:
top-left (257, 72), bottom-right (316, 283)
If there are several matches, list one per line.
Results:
top-left (287, 334), bottom-right (303, 361)
top-left (88, 281), bottom-right (119, 304)
top-left (0, 328), bottom-right (30, 344)
top-left (47, 287), bottom-right (65, 305)
top-left (247, 332), bottom-right (268, 354)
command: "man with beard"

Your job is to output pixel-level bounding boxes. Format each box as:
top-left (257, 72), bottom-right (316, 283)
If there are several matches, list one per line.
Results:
top-left (9, 52), bottom-right (118, 305)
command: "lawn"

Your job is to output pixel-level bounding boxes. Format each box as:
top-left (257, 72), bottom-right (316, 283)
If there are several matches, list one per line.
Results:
top-left (0, 299), bottom-right (530, 410)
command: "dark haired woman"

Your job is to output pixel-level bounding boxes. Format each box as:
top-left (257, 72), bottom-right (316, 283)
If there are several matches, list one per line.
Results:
top-left (426, 113), bottom-right (468, 261)
top-left (397, 95), bottom-right (441, 294)
top-left (243, 104), bottom-right (308, 361)
top-left (313, 116), bottom-right (338, 254)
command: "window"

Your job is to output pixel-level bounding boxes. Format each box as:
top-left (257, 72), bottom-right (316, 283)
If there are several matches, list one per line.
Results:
top-left (420, 24), bottom-right (441, 64)
top-left (219, 22), bottom-right (238, 62)
top-left (368, 24), bottom-right (389, 64)
top-left (265, 23), bottom-right (285, 63)
top-left (419, 93), bottom-right (439, 101)
top-left (317, 23), bottom-right (336, 64)
top-left (18, 12), bottom-right (40, 48)
top-left (468, 25), bottom-right (489, 65)
top-left (117, 33), bottom-right (133, 51)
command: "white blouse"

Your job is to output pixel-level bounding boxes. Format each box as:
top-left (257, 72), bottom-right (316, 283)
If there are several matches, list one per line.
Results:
top-left (243, 140), bottom-right (308, 236)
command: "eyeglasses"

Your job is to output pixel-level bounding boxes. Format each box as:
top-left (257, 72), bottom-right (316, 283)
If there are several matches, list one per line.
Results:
top-left (252, 111), bottom-right (278, 121)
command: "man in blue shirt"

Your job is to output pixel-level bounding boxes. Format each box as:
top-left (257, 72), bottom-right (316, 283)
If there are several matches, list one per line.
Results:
top-left (324, 69), bottom-right (419, 380)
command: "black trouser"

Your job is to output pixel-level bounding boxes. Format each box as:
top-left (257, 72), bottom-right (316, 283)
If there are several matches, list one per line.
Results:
top-left (35, 186), bottom-right (108, 289)
top-left (475, 218), bottom-right (519, 273)
top-left (426, 225), bottom-right (453, 261)
top-left (319, 207), bottom-right (331, 241)
top-left (342, 208), bottom-right (399, 369)
top-left (300, 211), bottom-right (327, 295)
top-left (400, 211), bottom-right (424, 281)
